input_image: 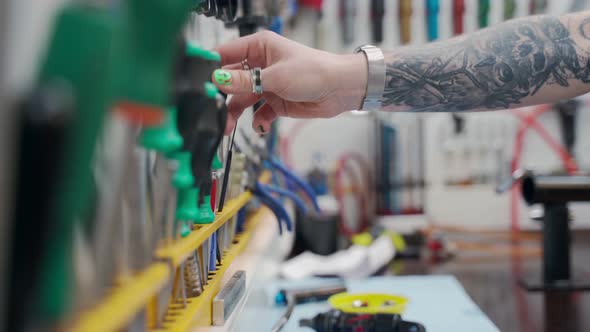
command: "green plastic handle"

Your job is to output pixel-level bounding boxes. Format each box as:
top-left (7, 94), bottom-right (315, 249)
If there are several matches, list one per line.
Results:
top-left (35, 5), bottom-right (115, 321)
top-left (503, 0), bottom-right (516, 20)
top-left (140, 107), bottom-right (183, 153)
top-left (176, 187), bottom-right (200, 221)
top-left (478, 0), bottom-right (490, 28)
top-left (111, 0), bottom-right (195, 107)
top-left (195, 195), bottom-right (215, 224)
top-left (181, 221), bottom-right (192, 237)
top-left (169, 151), bottom-right (195, 189)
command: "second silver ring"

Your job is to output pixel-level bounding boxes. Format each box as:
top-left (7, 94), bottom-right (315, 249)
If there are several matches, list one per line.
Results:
top-left (251, 67), bottom-right (263, 95)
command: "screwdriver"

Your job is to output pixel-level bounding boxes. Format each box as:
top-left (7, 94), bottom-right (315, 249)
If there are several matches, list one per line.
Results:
top-left (453, 0), bottom-right (465, 35)
top-left (478, 0), bottom-right (490, 28)
top-left (140, 107), bottom-right (184, 247)
top-left (504, 0), bottom-right (516, 20)
top-left (370, 0), bottom-right (385, 44)
top-left (8, 83), bottom-right (73, 332)
top-left (140, 107), bottom-right (185, 327)
top-left (175, 43), bottom-right (227, 295)
top-left (426, 0), bottom-right (440, 42)
top-left (32, 5), bottom-right (115, 325)
top-left (175, 58), bottom-right (225, 225)
top-left (340, 0), bottom-right (356, 46)
top-left (529, 0), bottom-right (548, 15)
top-left (399, 0), bottom-right (412, 45)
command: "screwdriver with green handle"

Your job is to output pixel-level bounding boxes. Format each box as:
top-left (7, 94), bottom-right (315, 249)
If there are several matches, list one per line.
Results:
top-left (139, 107), bottom-right (184, 246)
top-left (32, 0), bottom-right (197, 325)
top-left (504, 0), bottom-right (516, 21)
top-left (478, 0), bottom-right (490, 29)
top-left (174, 42), bottom-right (226, 226)
top-left (32, 4), bottom-right (115, 325)
top-left (175, 43), bottom-right (228, 277)
top-left (141, 104), bottom-right (204, 325)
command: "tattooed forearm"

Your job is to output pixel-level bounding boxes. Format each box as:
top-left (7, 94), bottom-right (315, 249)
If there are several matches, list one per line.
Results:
top-left (382, 14), bottom-right (590, 112)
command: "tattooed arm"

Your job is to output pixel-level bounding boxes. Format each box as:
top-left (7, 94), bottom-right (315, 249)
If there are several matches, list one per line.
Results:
top-left (383, 13), bottom-right (590, 112)
top-left (213, 12), bottom-right (590, 133)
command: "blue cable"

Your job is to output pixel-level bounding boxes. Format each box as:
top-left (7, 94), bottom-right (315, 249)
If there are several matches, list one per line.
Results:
top-left (269, 156), bottom-right (321, 213)
top-left (255, 182), bottom-right (293, 233)
top-left (262, 183), bottom-right (308, 215)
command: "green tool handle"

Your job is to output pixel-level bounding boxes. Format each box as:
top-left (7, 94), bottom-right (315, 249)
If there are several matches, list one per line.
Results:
top-left (478, 0), bottom-right (490, 28)
top-left (112, 0), bottom-right (195, 107)
top-left (35, 5), bottom-right (114, 322)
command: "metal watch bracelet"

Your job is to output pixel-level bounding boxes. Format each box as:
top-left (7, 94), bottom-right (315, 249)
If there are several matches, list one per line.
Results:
top-left (353, 45), bottom-right (386, 111)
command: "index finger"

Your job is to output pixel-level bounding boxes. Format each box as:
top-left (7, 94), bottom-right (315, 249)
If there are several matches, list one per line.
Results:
top-left (214, 31), bottom-right (276, 67)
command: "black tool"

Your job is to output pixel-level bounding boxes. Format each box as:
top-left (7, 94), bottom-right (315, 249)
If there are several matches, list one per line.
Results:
top-left (299, 310), bottom-right (426, 332)
top-left (370, 0), bottom-right (385, 44)
top-left (195, 0), bottom-right (239, 23)
top-left (174, 40), bottom-right (227, 216)
top-left (8, 83), bottom-right (74, 331)
top-left (226, 0), bottom-right (270, 36)
top-left (217, 125), bottom-right (237, 212)
top-left (272, 283), bottom-right (347, 332)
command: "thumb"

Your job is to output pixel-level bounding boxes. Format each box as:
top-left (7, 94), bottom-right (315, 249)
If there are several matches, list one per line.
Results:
top-left (212, 68), bottom-right (278, 95)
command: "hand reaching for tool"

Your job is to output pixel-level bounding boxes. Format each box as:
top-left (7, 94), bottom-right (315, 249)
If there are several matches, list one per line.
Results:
top-left (213, 12), bottom-right (590, 135)
top-left (212, 31), bottom-right (367, 135)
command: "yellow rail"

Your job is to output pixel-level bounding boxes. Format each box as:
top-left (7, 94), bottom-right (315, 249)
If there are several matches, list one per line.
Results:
top-left (153, 208), bottom-right (267, 332)
top-left (70, 263), bottom-right (170, 332)
top-left (156, 192), bottom-right (253, 267)
top-left (70, 171), bottom-right (270, 332)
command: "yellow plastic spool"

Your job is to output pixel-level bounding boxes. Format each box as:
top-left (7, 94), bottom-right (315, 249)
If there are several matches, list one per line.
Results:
top-left (328, 293), bottom-right (408, 315)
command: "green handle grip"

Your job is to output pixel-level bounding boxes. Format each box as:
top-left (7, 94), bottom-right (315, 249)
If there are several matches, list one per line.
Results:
top-left (112, 0), bottom-right (195, 107)
top-left (169, 151), bottom-right (195, 189)
top-left (36, 4), bottom-right (115, 321)
top-left (140, 107), bottom-right (183, 153)
top-left (478, 0), bottom-right (490, 28)
top-left (176, 187), bottom-right (200, 221)
top-left (196, 195), bottom-right (215, 224)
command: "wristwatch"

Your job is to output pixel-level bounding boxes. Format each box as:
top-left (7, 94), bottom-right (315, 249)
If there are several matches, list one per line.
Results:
top-left (354, 45), bottom-right (386, 111)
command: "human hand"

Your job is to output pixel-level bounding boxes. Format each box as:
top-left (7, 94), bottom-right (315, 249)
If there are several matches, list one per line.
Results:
top-left (211, 31), bottom-right (367, 134)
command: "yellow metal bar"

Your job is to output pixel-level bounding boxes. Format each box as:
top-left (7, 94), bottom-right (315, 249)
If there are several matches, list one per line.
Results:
top-left (70, 263), bottom-right (170, 332)
top-left (155, 191), bottom-right (253, 267)
top-left (156, 171), bottom-right (270, 267)
top-left (152, 208), bottom-right (268, 332)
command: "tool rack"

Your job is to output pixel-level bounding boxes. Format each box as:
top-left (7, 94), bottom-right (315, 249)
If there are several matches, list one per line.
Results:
top-left (69, 173), bottom-right (270, 332)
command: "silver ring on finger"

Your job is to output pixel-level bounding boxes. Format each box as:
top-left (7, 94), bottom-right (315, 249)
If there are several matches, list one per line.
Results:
top-left (251, 67), bottom-right (263, 95)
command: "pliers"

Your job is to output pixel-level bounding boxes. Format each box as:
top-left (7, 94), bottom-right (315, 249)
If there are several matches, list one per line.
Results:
top-left (239, 130), bottom-right (321, 213)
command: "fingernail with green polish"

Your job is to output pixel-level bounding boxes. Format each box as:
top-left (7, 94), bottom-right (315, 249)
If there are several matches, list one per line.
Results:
top-left (214, 69), bottom-right (232, 86)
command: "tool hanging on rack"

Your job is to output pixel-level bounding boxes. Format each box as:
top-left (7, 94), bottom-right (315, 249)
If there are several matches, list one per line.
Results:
top-left (453, 0), bottom-right (465, 36)
top-left (478, 0), bottom-right (490, 29)
top-left (530, 0), bottom-right (548, 15)
top-left (426, 0), bottom-right (439, 42)
top-left (504, 0), bottom-right (517, 20)
top-left (399, 0), bottom-right (412, 45)
top-left (370, 0), bottom-right (385, 44)
top-left (340, 0), bottom-right (356, 46)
